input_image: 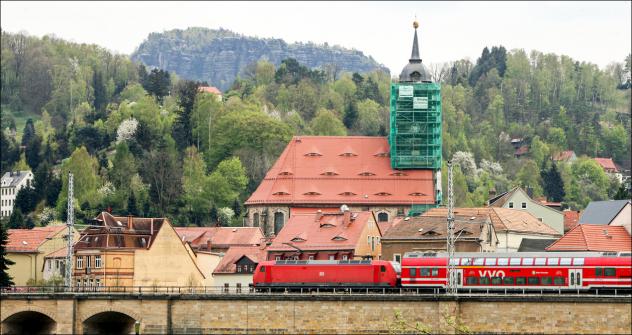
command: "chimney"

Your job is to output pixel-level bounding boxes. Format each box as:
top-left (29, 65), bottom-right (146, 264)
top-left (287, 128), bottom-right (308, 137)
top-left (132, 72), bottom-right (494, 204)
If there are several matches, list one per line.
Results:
top-left (206, 239), bottom-right (211, 250)
top-left (127, 215), bottom-right (133, 230)
top-left (315, 209), bottom-right (323, 222)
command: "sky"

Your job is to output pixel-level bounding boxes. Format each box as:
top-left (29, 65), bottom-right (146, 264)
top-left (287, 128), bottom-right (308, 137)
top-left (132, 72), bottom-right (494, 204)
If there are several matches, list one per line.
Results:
top-left (1, 1), bottom-right (630, 74)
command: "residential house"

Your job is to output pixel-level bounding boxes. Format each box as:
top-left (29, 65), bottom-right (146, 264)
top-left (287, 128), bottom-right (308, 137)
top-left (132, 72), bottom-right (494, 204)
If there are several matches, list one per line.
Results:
top-left (546, 224), bottom-right (631, 252)
top-left (594, 157), bottom-right (623, 183)
top-left (563, 210), bottom-right (580, 233)
top-left (42, 247), bottom-right (68, 282)
top-left (1, 170), bottom-right (34, 218)
top-left (6, 225), bottom-right (77, 285)
top-left (578, 200), bottom-right (631, 234)
top-left (266, 209), bottom-right (382, 261)
top-left (552, 150), bottom-right (577, 163)
top-left (514, 145), bottom-right (529, 158)
top-left (488, 186), bottom-right (564, 234)
top-left (381, 215), bottom-right (497, 263)
top-left (423, 207), bottom-right (561, 252)
top-left (212, 245), bottom-right (267, 290)
top-left (245, 136), bottom-right (438, 236)
top-left (72, 212), bottom-right (204, 287)
top-left (199, 86), bottom-right (223, 102)
top-left (517, 238), bottom-right (557, 252)
top-left (174, 227), bottom-right (264, 285)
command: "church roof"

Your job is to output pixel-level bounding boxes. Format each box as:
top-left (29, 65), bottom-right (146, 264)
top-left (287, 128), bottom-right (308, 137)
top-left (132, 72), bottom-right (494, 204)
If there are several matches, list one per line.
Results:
top-left (399, 21), bottom-right (431, 83)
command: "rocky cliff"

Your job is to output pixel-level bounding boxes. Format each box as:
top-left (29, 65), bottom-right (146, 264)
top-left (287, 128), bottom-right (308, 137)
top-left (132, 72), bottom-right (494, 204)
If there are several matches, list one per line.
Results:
top-left (132, 27), bottom-right (389, 91)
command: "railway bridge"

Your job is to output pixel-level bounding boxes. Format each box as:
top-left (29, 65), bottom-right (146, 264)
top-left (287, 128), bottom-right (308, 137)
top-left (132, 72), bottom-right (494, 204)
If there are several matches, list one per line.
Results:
top-left (1, 289), bottom-right (630, 334)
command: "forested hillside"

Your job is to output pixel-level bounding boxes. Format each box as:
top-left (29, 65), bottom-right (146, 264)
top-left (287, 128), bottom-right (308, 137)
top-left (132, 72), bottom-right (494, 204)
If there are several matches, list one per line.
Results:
top-left (131, 27), bottom-right (389, 91)
top-left (1, 31), bottom-right (630, 230)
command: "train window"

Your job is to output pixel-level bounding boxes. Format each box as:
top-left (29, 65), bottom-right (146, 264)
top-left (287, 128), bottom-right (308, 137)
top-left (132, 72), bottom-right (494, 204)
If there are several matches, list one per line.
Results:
top-left (431, 268), bottom-right (438, 277)
top-left (421, 268), bottom-right (430, 276)
top-left (516, 277), bottom-right (526, 285)
top-left (560, 258), bottom-right (572, 266)
top-left (466, 277), bottom-right (477, 285)
top-left (260, 266), bottom-right (266, 272)
top-left (380, 265), bottom-right (386, 272)
top-left (497, 258), bottom-right (508, 266)
top-left (522, 258), bottom-right (534, 266)
top-left (461, 258), bottom-right (472, 266)
top-left (554, 277), bottom-right (565, 285)
top-left (473, 258), bottom-right (484, 266)
top-left (535, 258), bottom-right (546, 265)
top-left (573, 258), bottom-right (584, 266)
top-left (604, 268), bottom-right (616, 276)
top-left (484, 258), bottom-right (496, 266)
top-left (595, 268), bottom-right (603, 276)
top-left (503, 277), bottom-right (514, 285)
top-left (410, 268), bottom-right (417, 277)
top-left (449, 259), bottom-right (459, 266)
top-left (479, 277), bottom-right (490, 285)
top-left (541, 277), bottom-right (552, 285)
top-left (528, 277), bottom-right (539, 285)
top-left (491, 277), bottom-right (502, 285)
top-left (547, 258), bottom-right (559, 266)
top-left (509, 258), bottom-right (521, 266)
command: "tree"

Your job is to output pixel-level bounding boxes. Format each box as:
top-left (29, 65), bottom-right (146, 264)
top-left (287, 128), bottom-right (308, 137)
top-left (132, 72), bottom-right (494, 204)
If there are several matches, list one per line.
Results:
top-left (181, 146), bottom-right (212, 225)
top-left (173, 80), bottom-right (200, 150)
top-left (92, 69), bottom-right (107, 113)
top-left (353, 99), bottom-right (382, 136)
top-left (8, 209), bottom-right (24, 229)
top-left (21, 118), bottom-right (36, 146)
top-left (110, 142), bottom-right (137, 190)
top-left (1, 222), bottom-right (15, 287)
top-left (309, 109), bottom-right (347, 136)
top-left (343, 101), bottom-right (358, 129)
top-left (210, 205), bottom-right (218, 225)
top-left (14, 186), bottom-right (38, 214)
top-left (1, 131), bottom-right (20, 172)
top-left (541, 163), bottom-right (565, 202)
top-left (232, 199), bottom-right (242, 218)
top-left (565, 158), bottom-right (610, 209)
top-left (141, 139), bottom-right (182, 216)
top-left (515, 160), bottom-right (543, 197)
top-left (56, 147), bottom-right (102, 215)
top-left (127, 191), bottom-right (138, 216)
top-left (25, 135), bottom-right (42, 170)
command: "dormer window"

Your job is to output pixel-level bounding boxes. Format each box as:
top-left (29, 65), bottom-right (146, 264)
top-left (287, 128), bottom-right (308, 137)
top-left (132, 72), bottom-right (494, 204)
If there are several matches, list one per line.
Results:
top-left (374, 192), bottom-right (392, 196)
top-left (291, 237), bottom-right (306, 242)
top-left (374, 152), bottom-right (389, 157)
top-left (422, 230), bottom-right (439, 236)
top-left (332, 236), bottom-right (348, 241)
top-left (304, 152), bottom-right (322, 157)
top-left (339, 152), bottom-right (357, 157)
top-left (409, 192), bottom-right (426, 196)
top-left (272, 191), bottom-right (291, 196)
top-left (278, 171), bottom-right (293, 176)
top-left (321, 171), bottom-right (339, 176)
top-left (320, 223), bottom-right (336, 228)
top-left (303, 192), bottom-right (321, 196)
top-left (339, 192), bottom-right (356, 196)
top-left (358, 172), bottom-right (375, 176)
top-left (390, 172), bottom-right (408, 176)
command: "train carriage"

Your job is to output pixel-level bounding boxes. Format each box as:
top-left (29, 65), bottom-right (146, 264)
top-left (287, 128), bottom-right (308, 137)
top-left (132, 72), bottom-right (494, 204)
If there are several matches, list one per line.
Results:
top-left (401, 251), bottom-right (632, 291)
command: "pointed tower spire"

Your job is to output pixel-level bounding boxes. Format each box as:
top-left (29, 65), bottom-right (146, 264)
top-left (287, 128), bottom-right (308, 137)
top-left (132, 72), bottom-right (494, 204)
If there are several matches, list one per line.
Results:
top-left (410, 19), bottom-right (421, 63)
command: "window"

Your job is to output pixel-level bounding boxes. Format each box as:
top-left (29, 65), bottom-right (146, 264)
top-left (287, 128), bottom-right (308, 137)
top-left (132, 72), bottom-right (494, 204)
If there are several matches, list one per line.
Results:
top-left (260, 266), bottom-right (266, 272)
top-left (573, 258), bottom-right (584, 266)
top-left (466, 277), bottom-right (477, 285)
top-left (421, 268), bottom-right (430, 276)
top-left (329, 255), bottom-right (335, 261)
top-left (479, 277), bottom-right (490, 285)
top-left (554, 277), bottom-right (565, 285)
top-left (394, 254), bottom-right (401, 263)
top-left (460, 258), bottom-right (472, 266)
top-left (76, 256), bottom-right (84, 269)
top-left (95, 279), bottom-right (100, 287)
top-left (484, 258), bottom-right (496, 266)
top-left (547, 258), bottom-right (559, 266)
top-left (516, 277), bottom-right (526, 285)
top-left (76, 279), bottom-right (81, 287)
top-left (253, 213), bottom-right (260, 227)
top-left (521, 202), bottom-right (527, 209)
top-left (504, 277), bottom-right (515, 285)
top-left (497, 258), bottom-right (508, 266)
top-left (595, 268), bottom-right (603, 276)
top-left (94, 256), bottom-right (101, 268)
top-left (342, 255), bottom-right (348, 261)
top-left (410, 268), bottom-right (417, 277)
top-left (541, 277), bottom-right (552, 285)
top-left (237, 265), bottom-right (242, 273)
top-left (377, 212), bottom-right (389, 222)
top-left (85, 256), bottom-right (92, 268)
top-left (604, 268), bottom-right (616, 276)
top-left (508, 202), bottom-right (514, 208)
top-left (308, 256), bottom-right (314, 260)
top-left (509, 258), bottom-right (521, 266)
top-left (380, 265), bottom-right (386, 272)
top-left (528, 277), bottom-right (539, 285)
top-left (560, 258), bottom-right (572, 266)
top-left (534, 258), bottom-right (546, 265)
top-left (473, 258), bottom-right (484, 266)
top-left (491, 277), bottom-right (502, 285)
top-left (431, 268), bottom-right (438, 277)
top-left (275, 256), bottom-right (281, 261)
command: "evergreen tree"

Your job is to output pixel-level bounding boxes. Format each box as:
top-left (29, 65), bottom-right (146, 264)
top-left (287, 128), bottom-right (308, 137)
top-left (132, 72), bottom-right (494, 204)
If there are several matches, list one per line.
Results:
top-left (92, 70), bottom-right (107, 113)
top-left (210, 205), bottom-right (218, 225)
top-left (127, 192), bottom-right (138, 216)
top-left (232, 198), bottom-right (242, 218)
top-left (1, 222), bottom-right (15, 287)
top-left (24, 217), bottom-right (35, 229)
top-left (8, 209), bottom-right (24, 229)
top-left (25, 135), bottom-right (41, 170)
top-left (613, 184), bottom-right (631, 200)
top-left (0, 131), bottom-right (20, 172)
top-left (15, 186), bottom-right (38, 214)
top-left (172, 80), bottom-right (200, 150)
top-left (542, 163), bottom-right (565, 202)
top-left (21, 118), bottom-right (36, 147)
top-left (343, 101), bottom-right (358, 129)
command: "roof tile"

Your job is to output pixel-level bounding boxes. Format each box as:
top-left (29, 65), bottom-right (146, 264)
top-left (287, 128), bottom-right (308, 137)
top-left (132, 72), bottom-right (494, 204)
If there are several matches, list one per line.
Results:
top-left (546, 225), bottom-right (631, 251)
top-left (7, 225), bottom-right (66, 253)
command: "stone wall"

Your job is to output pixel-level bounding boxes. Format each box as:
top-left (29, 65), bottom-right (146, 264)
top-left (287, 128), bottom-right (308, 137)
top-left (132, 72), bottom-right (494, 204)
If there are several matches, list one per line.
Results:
top-left (2, 294), bottom-right (630, 334)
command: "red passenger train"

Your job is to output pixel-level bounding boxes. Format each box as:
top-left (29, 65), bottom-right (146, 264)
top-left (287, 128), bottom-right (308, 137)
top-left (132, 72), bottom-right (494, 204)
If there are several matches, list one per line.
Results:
top-left (253, 252), bottom-right (631, 292)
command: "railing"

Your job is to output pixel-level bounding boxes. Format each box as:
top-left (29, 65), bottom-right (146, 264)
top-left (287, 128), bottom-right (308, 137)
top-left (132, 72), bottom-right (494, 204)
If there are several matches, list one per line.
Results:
top-left (1, 286), bottom-right (630, 297)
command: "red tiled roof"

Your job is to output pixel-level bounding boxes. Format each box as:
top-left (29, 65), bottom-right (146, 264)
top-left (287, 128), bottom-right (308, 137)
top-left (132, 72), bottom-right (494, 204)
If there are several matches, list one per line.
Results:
top-left (212, 246), bottom-right (267, 274)
top-left (174, 227), bottom-right (264, 250)
top-left (7, 226), bottom-right (67, 253)
top-left (423, 207), bottom-right (560, 236)
top-left (199, 86), bottom-right (222, 95)
top-left (74, 212), bottom-right (165, 250)
top-left (514, 145), bottom-right (529, 156)
top-left (378, 217), bottom-right (404, 236)
top-left (268, 211), bottom-right (374, 252)
top-left (546, 224), bottom-right (631, 252)
top-left (553, 150), bottom-right (575, 161)
top-left (594, 158), bottom-right (618, 172)
top-left (245, 136), bottom-right (435, 205)
top-left (563, 210), bottom-right (580, 232)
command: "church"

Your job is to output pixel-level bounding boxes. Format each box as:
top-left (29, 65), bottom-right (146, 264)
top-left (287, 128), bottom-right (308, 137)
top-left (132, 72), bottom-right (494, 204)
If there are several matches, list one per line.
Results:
top-left (244, 21), bottom-right (443, 236)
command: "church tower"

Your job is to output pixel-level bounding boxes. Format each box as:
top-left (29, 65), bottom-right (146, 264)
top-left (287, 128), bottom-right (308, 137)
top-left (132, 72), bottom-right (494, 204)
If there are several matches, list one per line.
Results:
top-left (389, 20), bottom-right (443, 210)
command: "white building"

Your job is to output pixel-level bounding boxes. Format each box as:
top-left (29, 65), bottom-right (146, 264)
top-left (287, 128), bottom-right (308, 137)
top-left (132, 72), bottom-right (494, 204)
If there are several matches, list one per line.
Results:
top-left (1, 170), bottom-right (34, 218)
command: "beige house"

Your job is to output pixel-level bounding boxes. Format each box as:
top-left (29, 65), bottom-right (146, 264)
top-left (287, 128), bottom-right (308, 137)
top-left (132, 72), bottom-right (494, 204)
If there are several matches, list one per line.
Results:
top-left (423, 207), bottom-right (561, 252)
top-left (488, 187), bottom-right (564, 234)
top-left (73, 212), bottom-right (205, 287)
top-left (6, 225), bottom-right (77, 286)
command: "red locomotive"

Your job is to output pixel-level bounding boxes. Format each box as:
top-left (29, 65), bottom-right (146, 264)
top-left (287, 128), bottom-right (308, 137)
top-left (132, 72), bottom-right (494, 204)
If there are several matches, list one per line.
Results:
top-left (253, 252), bottom-right (631, 292)
top-left (252, 259), bottom-right (400, 288)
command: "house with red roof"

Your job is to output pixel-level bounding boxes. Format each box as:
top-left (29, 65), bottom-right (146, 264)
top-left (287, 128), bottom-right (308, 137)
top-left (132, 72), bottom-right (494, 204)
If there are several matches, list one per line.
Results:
top-left (266, 209), bottom-right (382, 261)
top-left (199, 86), bottom-right (223, 102)
top-left (212, 245), bottom-right (267, 290)
top-left (545, 224), bottom-right (631, 252)
top-left (552, 150), bottom-right (577, 163)
top-left (593, 157), bottom-right (623, 183)
top-left (563, 210), bottom-right (580, 233)
top-left (244, 136), bottom-right (438, 236)
top-left (6, 225), bottom-right (78, 286)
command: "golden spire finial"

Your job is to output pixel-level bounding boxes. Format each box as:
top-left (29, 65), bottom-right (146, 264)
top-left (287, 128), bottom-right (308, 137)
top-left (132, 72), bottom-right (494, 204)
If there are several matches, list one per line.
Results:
top-left (413, 14), bottom-right (419, 29)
